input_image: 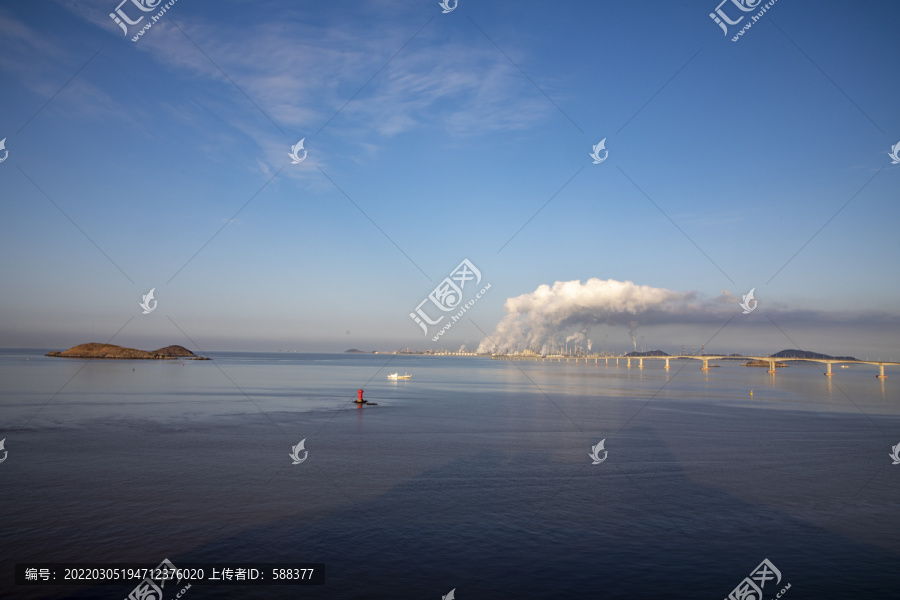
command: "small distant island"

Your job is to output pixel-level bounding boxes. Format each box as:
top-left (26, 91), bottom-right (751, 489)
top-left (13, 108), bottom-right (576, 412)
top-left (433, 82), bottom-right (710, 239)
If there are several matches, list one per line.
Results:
top-left (46, 343), bottom-right (209, 360)
top-left (770, 349), bottom-right (857, 361)
top-left (344, 349), bottom-right (369, 353)
top-left (741, 349), bottom-right (857, 368)
top-left (743, 360), bottom-right (789, 368)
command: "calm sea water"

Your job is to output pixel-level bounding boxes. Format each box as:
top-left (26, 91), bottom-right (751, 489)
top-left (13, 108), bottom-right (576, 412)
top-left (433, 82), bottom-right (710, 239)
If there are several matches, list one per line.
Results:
top-left (2, 349), bottom-right (899, 599)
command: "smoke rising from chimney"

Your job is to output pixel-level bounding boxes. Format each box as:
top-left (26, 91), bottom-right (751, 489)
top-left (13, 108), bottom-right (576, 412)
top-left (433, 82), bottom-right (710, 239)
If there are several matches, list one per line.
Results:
top-left (476, 278), bottom-right (738, 354)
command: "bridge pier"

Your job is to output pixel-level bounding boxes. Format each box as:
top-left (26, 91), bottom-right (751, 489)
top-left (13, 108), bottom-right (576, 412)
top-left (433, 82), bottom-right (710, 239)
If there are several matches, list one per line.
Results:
top-left (627, 358), bottom-right (631, 368)
top-left (825, 362), bottom-right (833, 377)
top-left (768, 360), bottom-right (777, 374)
top-left (701, 358), bottom-right (709, 372)
top-left (877, 364), bottom-right (887, 379)
top-left (664, 358), bottom-right (670, 369)
top-left (639, 358), bottom-right (644, 369)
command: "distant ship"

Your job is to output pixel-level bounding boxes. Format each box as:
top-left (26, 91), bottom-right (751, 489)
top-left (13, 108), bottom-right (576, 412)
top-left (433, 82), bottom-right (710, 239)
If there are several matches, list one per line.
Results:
top-left (387, 373), bottom-right (412, 380)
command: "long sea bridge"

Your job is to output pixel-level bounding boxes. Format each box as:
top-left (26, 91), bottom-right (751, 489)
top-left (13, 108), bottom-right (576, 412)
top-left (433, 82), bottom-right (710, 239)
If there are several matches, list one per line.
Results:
top-left (491, 353), bottom-right (900, 378)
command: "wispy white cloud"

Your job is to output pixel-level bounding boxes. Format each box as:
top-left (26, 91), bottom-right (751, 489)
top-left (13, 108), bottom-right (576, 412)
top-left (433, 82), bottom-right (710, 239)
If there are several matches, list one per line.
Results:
top-left (0, 9), bottom-right (69, 95)
top-left (0, 8), bottom-right (139, 130)
top-left (29, 1), bottom-right (560, 185)
top-left (58, 2), bottom-right (556, 136)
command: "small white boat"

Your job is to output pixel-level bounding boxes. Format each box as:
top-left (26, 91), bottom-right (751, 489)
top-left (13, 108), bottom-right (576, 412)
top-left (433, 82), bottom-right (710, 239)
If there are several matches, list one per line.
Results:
top-left (840, 365), bottom-right (850, 368)
top-left (387, 373), bottom-right (412, 380)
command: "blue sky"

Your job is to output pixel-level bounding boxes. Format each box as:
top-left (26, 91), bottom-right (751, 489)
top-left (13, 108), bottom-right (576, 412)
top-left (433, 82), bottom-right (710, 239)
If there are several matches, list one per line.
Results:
top-left (0, 0), bottom-right (898, 357)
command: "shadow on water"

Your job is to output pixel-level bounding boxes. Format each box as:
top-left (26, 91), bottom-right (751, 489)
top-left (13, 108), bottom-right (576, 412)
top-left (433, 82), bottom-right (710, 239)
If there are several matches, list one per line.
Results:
top-left (60, 424), bottom-right (899, 600)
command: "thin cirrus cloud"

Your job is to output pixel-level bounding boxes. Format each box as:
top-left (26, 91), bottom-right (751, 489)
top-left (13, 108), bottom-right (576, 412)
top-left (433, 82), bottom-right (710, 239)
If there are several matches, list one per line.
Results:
top-left (0, 10), bottom-right (134, 127)
top-left (56, 0), bottom-right (555, 141)
top-left (157, 22), bottom-right (551, 140)
top-left (343, 53), bottom-right (552, 137)
top-left (0, 10), bottom-right (69, 93)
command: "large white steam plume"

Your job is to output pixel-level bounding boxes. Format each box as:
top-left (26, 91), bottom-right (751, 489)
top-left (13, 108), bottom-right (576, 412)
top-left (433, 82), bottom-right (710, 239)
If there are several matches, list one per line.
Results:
top-left (476, 278), bottom-right (737, 354)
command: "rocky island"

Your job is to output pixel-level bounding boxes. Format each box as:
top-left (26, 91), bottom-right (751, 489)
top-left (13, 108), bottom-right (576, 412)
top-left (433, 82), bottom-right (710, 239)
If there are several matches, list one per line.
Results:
top-left (46, 343), bottom-right (209, 360)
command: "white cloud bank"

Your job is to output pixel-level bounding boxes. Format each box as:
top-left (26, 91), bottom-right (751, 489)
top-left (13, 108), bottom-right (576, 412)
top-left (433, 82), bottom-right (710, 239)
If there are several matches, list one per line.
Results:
top-left (475, 278), bottom-right (900, 354)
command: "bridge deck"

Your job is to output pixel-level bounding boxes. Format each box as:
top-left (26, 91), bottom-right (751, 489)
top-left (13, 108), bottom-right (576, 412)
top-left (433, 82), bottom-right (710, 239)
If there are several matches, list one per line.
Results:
top-left (490, 354), bottom-right (900, 377)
